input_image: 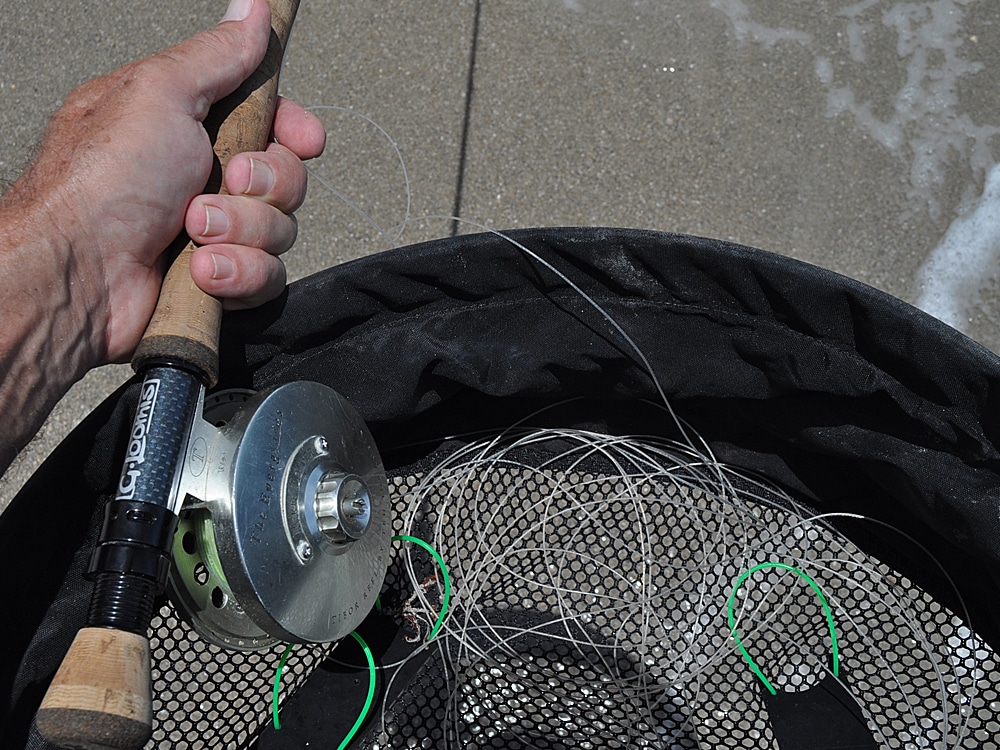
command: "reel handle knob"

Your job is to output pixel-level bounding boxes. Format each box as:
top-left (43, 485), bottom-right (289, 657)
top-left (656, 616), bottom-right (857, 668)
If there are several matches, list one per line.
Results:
top-left (36, 1), bottom-right (301, 748)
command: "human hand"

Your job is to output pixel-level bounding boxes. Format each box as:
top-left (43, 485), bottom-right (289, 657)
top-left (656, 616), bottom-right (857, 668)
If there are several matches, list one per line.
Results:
top-left (1, 0), bottom-right (325, 366)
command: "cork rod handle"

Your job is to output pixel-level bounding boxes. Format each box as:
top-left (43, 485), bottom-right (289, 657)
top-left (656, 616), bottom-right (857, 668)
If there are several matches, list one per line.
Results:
top-left (131, 0), bottom-right (301, 386)
top-left (35, 3), bottom-right (301, 750)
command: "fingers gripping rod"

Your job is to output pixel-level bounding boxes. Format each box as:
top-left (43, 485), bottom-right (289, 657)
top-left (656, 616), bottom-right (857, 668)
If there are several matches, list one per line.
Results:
top-left (36, 3), bottom-right (301, 748)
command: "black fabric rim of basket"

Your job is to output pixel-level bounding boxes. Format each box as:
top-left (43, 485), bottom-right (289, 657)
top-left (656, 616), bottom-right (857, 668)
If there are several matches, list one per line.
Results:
top-left (3, 227), bottom-right (1000, 748)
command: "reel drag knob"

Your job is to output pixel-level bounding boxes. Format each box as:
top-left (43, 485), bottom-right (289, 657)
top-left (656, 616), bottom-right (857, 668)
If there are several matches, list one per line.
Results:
top-left (315, 471), bottom-right (372, 543)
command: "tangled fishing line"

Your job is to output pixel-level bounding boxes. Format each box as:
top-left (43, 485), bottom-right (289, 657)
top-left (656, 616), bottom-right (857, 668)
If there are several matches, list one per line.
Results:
top-left (355, 427), bottom-right (996, 749)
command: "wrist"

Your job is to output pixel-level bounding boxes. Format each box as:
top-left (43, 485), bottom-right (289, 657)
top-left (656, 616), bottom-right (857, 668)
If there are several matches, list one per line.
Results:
top-left (0, 198), bottom-right (104, 469)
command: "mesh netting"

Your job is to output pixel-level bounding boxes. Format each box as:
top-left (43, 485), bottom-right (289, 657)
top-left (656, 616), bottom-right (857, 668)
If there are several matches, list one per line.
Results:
top-left (141, 430), bottom-right (1000, 749)
top-left (144, 609), bottom-right (329, 748)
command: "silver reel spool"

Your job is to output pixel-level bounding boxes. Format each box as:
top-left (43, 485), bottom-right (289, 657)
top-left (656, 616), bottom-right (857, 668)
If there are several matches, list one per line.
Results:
top-left (166, 382), bottom-right (390, 651)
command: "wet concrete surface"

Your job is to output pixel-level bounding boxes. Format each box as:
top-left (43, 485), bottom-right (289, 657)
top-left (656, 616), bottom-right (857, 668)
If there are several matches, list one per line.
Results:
top-left (1, 0), bottom-right (998, 505)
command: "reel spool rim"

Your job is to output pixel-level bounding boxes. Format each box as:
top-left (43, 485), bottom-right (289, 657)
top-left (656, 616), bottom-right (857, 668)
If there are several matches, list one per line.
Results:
top-left (210, 381), bottom-right (390, 644)
top-left (167, 383), bottom-right (391, 649)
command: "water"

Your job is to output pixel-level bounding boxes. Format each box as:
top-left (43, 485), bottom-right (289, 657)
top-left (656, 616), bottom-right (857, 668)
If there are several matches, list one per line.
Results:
top-left (710, 0), bottom-right (998, 217)
top-left (915, 162), bottom-right (1000, 334)
top-left (708, 0), bottom-right (1000, 345)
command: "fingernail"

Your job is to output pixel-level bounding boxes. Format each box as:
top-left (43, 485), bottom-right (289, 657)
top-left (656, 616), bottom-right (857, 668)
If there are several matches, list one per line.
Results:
top-left (210, 253), bottom-right (236, 281)
top-left (219, 0), bottom-right (254, 23)
top-left (244, 157), bottom-right (275, 196)
top-left (202, 205), bottom-right (230, 237)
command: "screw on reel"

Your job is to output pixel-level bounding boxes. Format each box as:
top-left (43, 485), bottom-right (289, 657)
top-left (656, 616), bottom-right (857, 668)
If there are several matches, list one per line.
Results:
top-left (167, 382), bottom-right (390, 651)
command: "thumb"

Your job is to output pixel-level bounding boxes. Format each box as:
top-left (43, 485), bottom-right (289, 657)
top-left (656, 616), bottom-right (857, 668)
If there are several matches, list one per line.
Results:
top-left (152, 0), bottom-right (273, 120)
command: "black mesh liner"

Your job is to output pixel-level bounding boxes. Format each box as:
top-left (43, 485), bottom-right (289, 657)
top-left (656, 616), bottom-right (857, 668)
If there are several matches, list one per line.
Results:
top-left (2, 228), bottom-right (1000, 749)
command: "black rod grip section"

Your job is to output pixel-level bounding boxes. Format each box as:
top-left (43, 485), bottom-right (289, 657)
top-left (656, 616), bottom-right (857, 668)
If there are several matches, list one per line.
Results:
top-left (85, 500), bottom-right (180, 633)
top-left (85, 366), bottom-right (201, 634)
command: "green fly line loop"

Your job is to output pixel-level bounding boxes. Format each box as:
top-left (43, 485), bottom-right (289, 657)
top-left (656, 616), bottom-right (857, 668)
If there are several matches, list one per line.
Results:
top-left (727, 561), bottom-right (840, 695)
top-left (272, 537), bottom-right (449, 738)
top-left (271, 643), bottom-right (295, 730)
top-left (271, 631), bottom-right (376, 750)
top-left (393, 534), bottom-right (452, 642)
top-left (337, 630), bottom-right (377, 750)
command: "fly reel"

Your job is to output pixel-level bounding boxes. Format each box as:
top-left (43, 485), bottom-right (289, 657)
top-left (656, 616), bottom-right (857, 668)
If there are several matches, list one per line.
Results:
top-left (166, 381), bottom-right (390, 650)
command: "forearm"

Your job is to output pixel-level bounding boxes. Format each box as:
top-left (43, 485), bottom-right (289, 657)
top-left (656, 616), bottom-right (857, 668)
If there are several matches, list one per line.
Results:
top-left (0, 202), bottom-right (99, 473)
